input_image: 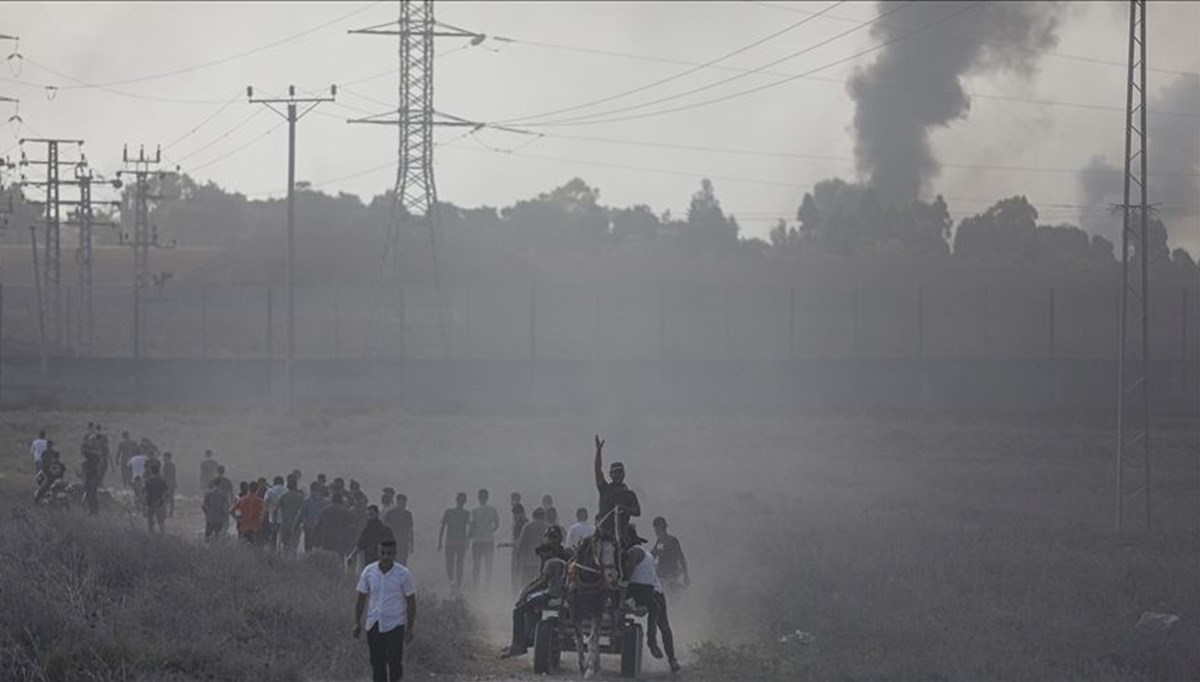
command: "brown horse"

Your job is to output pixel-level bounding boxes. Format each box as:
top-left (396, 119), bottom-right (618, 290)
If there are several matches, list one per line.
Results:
top-left (567, 533), bottom-right (621, 678)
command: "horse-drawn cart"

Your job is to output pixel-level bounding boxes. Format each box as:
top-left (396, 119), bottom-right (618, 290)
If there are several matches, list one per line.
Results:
top-left (533, 594), bottom-right (646, 678)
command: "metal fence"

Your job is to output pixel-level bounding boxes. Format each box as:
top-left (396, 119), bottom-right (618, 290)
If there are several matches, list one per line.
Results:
top-left (2, 282), bottom-right (1197, 364)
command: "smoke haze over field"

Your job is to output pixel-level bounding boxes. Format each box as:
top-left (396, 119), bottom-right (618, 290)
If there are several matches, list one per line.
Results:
top-left (1078, 74), bottom-right (1200, 251)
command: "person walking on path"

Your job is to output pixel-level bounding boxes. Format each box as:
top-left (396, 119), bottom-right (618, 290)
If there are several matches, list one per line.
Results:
top-left (202, 479), bottom-right (230, 542)
top-left (383, 494), bottom-right (414, 566)
top-left (469, 488), bottom-right (500, 591)
top-left (161, 452), bottom-right (178, 517)
top-left (354, 539), bottom-right (416, 682)
top-left (438, 492), bottom-right (470, 589)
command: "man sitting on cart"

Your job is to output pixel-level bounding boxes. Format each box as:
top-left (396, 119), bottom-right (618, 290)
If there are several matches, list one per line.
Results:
top-left (499, 526), bottom-right (571, 659)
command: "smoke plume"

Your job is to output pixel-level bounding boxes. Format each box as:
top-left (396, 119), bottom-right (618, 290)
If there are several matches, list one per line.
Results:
top-left (1078, 74), bottom-right (1200, 252)
top-left (847, 1), bottom-right (1062, 205)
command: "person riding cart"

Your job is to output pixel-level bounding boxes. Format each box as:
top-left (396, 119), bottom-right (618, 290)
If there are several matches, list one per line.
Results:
top-left (501, 525), bottom-right (571, 659)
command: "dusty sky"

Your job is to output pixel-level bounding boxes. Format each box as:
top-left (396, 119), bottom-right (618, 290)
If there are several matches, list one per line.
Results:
top-left (1, 1), bottom-right (1197, 244)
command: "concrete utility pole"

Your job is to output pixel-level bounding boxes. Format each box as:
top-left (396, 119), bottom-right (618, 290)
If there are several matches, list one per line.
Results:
top-left (18, 137), bottom-right (84, 350)
top-left (247, 84), bottom-right (336, 413)
top-left (117, 145), bottom-right (171, 362)
top-left (1115, 0), bottom-right (1152, 533)
top-left (350, 0), bottom-right (484, 359)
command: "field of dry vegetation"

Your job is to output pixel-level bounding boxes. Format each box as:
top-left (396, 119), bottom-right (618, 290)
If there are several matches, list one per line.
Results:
top-left (0, 409), bottom-right (1195, 681)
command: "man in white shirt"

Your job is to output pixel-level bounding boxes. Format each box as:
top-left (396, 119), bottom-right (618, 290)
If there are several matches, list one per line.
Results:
top-left (625, 531), bottom-right (680, 673)
top-left (565, 507), bottom-right (594, 550)
top-left (128, 451), bottom-right (148, 482)
top-left (354, 539), bottom-right (417, 682)
top-left (263, 475), bottom-right (288, 550)
top-left (31, 431), bottom-right (48, 470)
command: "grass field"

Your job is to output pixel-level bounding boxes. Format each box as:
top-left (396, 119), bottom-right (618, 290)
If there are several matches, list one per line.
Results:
top-left (1, 409), bottom-right (1196, 681)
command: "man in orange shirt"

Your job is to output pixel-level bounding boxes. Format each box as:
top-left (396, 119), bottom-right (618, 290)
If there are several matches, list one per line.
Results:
top-left (232, 480), bottom-right (266, 546)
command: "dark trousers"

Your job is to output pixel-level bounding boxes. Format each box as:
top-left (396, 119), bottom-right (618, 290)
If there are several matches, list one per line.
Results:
top-left (166, 488), bottom-right (175, 517)
top-left (84, 479), bottom-right (100, 515)
top-left (628, 584), bottom-right (676, 660)
top-left (509, 591), bottom-right (551, 653)
top-left (445, 543), bottom-right (466, 586)
top-left (367, 624), bottom-right (405, 682)
top-left (205, 521), bottom-right (224, 540)
top-left (471, 541), bottom-right (494, 589)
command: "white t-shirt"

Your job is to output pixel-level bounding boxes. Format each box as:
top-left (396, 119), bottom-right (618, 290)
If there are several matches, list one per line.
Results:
top-left (357, 562), bottom-right (417, 633)
top-left (629, 548), bottom-right (663, 593)
top-left (128, 454), bottom-right (148, 480)
top-left (31, 438), bottom-right (48, 465)
top-left (265, 484), bottom-right (287, 523)
top-left (566, 521), bottom-right (594, 549)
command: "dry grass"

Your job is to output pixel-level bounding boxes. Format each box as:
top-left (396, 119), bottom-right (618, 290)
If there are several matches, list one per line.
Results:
top-left (1, 410), bottom-right (1196, 681)
top-left (0, 505), bottom-right (484, 682)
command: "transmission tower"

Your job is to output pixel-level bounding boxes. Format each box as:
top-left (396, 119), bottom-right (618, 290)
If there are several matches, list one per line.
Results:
top-left (18, 137), bottom-right (84, 351)
top-left (349, 0), bottom-right (482, 359)
top-left (1115, 0), bottom-right (1151, 532)
top-left (117, 145), bottom-right (170, 361)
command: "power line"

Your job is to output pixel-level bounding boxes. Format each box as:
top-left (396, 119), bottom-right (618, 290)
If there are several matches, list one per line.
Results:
top-left (499, 1), bottom-right (916, 127)
top-left (18, 3), bottom-right (384, 92)
top-left (184, 119), bottom-right (285, 174)
top-left (493, 0), bottom-right (850, 125)
top-left (172, 108), bottom-right (266, 163)
top-left (482, 128), bottom-right (1200, 179)
top-left (478, 31), bottom-right (1198, 121)
top-left (162, 90), bottom-right (245, 150)
top-left (749, 0), bottom-right (1200, 80)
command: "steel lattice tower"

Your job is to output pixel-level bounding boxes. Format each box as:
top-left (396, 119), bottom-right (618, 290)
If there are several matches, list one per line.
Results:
top-left (1115, 0), bottom-right (1151, 532)
top-left (351, 0), bottom-right (480, 359)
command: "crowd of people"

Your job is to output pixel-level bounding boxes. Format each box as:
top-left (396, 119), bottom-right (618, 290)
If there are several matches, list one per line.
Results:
top-left (30, 426), bottom-right (690, 678)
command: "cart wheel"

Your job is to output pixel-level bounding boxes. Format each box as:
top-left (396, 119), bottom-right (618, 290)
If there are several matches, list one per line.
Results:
top-left (534, 617), bottom-right (557, 674)
top-left (620, 623), bottom-right (643, 678)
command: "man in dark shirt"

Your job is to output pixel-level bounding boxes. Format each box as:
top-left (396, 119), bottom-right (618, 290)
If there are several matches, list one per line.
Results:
top-left (438, 492), bottom-right (470, 589)
top-left (161, 452), bottom-right (178, 517)
top-left (651, 516), bottom-right (690, 590)
top-left (593, 435), bottom-right (640, 547)
top-left (81, 435), bottom-right (104, 516)
top-left (202, 479), bottom-right (230, 541)
top-left (350, 505), bottom-right (396, 569)
top-left (199, 450), bottom-right (219, 494)
top-left (383, 493), bottom-right (415, 566)
top-left (143, 462), bottom-right (169, 534)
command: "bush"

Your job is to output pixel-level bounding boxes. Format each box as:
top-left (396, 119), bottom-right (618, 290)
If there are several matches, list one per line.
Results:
top-left (0, 506), bottom-right (484, 682)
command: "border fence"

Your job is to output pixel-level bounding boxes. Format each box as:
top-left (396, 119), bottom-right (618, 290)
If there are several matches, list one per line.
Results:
top-left (1, 282), bottom-right (1196, 414)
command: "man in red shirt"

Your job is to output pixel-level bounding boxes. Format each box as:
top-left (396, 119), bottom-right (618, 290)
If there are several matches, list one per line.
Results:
top-left (232, 480), bottom-right (266, 545)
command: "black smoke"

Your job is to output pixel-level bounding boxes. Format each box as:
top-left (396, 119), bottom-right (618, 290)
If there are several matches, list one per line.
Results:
top-left (847, 1), bottom-right (1062, 205)
top-left (1078, 74), bottom-right (1200, 250)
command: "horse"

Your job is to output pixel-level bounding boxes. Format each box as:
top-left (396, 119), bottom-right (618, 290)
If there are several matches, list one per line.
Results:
top-left (567, 532), bottom-right (622, 678)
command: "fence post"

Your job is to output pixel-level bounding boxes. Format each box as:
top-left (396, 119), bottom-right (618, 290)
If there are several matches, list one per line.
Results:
top-left (266, 286), bottom-right (274, 401)
top-left (200, 285), bottom-right (208, 358)
top-left (397, 285), bottom-right (406, 408)
top-left (982, 286), bottom-right (989, 357)
top-left (332, 287), bottom-right (339, 359)
top-left (788, 287), bottom-right (796, 362)
top-left (853, 286), bottom-right (860, 358)
top-left (1182, 288), bottom-right (1189, 403)
top-left (1048, 287), bottom-right (1057, 359)
top-left (659, 287), bottom-right (666, 361)
top-left (917, 287), bottom-right (924, 359)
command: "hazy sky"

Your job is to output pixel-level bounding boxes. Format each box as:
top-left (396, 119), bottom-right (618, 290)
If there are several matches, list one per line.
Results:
top-left (2, 1), bottom-right (1197, 244)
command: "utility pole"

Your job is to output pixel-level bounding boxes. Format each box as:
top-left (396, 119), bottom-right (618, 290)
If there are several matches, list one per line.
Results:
top-left (1115, 0), bottom-right (1151, 533)
top-left (62, 163), bottom-right (120, 355)
top-left (117, 145), bottom-right (171, 362)
top-left (18, 137), bottom-right (84, 351)
top-left (247, 84), bottom-right (336, 413)
top-left (350, 0), bottom-right (483, 360)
